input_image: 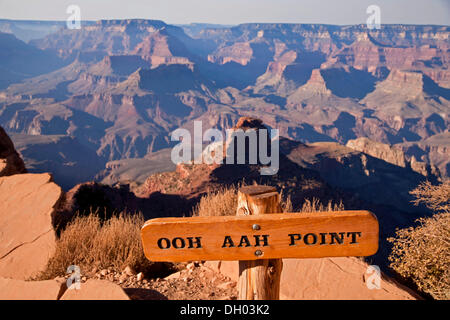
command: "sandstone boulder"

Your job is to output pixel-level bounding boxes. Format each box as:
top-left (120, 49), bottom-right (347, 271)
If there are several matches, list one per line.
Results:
top-left (279, 257), bottom-right (418, 300)
top-left (0, 126), bottom-right (26, 177)
top-left (60, 279), bottom-right (130, 300)
top-left (0, 277), bottom-right (65, 300)
top-left (209, 258), bottom-right (419, 300)
top-left (0, 173), bottom-right (63, 279)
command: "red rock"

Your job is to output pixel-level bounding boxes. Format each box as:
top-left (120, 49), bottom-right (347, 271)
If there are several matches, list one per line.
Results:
top-left (0, 277), bottom-right (65, 300)
top-left (0, 173), bottom-right (63, 279)
top-left (60, 279), bottom-right (130, 300)
top-left (280, 257), bottom-right (418, 300)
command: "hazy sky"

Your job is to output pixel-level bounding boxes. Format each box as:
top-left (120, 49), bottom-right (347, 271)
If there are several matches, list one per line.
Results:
top-left (0, 0), bottom-right (449, 25)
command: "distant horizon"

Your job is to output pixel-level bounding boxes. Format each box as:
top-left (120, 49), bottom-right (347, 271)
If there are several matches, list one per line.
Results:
top-left (0, 18), bottom-right (448, 28)
top-left (0, 0), bottom-right (449, 26)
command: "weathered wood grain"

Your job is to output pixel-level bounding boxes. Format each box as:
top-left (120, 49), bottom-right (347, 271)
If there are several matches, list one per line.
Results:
top-left (140, 210), bottom-right (379, 262)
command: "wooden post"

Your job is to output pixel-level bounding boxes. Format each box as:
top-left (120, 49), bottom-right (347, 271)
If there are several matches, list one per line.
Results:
top-left (236, 185), bottom-right (283, 300)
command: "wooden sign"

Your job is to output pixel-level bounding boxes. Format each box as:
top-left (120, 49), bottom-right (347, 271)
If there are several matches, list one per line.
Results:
top-left (141, 210), bottom-right (379, 262)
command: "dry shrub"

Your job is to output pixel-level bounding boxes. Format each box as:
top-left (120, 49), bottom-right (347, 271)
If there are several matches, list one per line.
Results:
top-left (410, 180), bottom-right (450, 212)
top-left (388, 181), bottom-right (450, 300)
top-left (39, 212), bottom-right (159, 280)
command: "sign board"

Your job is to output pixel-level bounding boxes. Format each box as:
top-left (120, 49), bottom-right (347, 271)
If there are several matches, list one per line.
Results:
top-left (141, 211), bottom-right (379, 262)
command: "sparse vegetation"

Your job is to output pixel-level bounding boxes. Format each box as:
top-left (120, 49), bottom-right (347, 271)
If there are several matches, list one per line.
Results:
top-left (192, 186), bottom-right (238, 217)
top-left (388, 181), bottom-right (450, 300)
top-left (192, 185), bottom-right (344, 217)
top-left (298, 197), bottom-right (344, 213)
top-left (38, 212), bottom-right (168, 280)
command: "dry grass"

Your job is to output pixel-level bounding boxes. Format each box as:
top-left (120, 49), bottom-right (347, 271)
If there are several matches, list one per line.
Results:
top-left (193, 185), bottom-right (343, 217)
top-left (192, 186), bottom-right (238, 217)
top-left (388, 181), bottom-right (450, 300)
top-left (298, 197), bottom-right (344, 213)
top-left (38, 212), bottom-right (159, 280)
top-left (281, 192), bottom-right (293, 213)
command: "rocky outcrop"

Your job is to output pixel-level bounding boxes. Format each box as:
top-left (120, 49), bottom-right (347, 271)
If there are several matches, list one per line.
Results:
top-left (0, 173), bottom-right (63, 279)
top-left (0, 126), bottom-right (26, 177)
top-left (361, 70), bottom-right (449, 127)
top-left (347, 137), bottom-right (406, 167)
top-left (409, 156), bottom-right (441, 179)
top-left (132, 30), bottom-right (193, 68)
top-left (346, 137), bottom-right (440, 179)
top-left (384, 70), bottom-right (425, 93)
top-left (397, 132), bottom-right (450, 178)
top-left (292, 69), bottom-right (331, 96)
top-left (208, 42), bottom-right (253, 66)
top-left (208, 258), bottom-right (419, 300)
top-left (60, 279), bottom-right (130, 300)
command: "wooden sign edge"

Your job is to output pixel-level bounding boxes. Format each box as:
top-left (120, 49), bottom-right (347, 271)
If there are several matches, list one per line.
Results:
top-left (142, 210), bottom-right (379, 228)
